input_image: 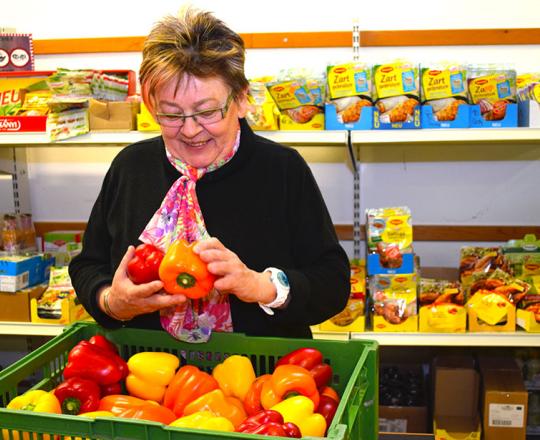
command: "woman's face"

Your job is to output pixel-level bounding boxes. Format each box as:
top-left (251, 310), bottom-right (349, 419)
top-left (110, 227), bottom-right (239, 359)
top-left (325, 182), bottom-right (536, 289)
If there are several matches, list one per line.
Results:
top-left (155, 75), bottom-right (248, 168)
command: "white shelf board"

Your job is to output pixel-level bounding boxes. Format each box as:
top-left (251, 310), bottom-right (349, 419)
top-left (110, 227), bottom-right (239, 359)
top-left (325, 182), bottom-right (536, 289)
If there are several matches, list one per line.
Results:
top-left (1, 128), bottom-right (539, 147)
top-left (0, 321), bottom-right (65, 336)
top-left (350, 331), bottom-right (540, 347)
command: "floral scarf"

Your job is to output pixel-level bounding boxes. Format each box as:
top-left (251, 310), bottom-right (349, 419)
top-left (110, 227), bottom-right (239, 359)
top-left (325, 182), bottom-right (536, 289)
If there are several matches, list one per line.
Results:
top-left (139, 131), bottom-right (240, 342)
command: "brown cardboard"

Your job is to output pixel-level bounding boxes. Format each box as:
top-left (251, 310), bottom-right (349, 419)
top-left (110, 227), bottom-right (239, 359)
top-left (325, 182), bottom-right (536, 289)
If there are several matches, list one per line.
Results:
top-left (421, 266), bottom-right (459, 281)
top-left (0, 284), bottom-right (48, 321)
top-left (482, 370), bottom-right (528, 440)
top-left (433, 356), bottom-right (481, 439)
top-left (379, 405), bottom-right (429, 433)
top-left (88, 99), bottom-right (139, 131)
top-left (477, 355), bottom-right (521, 375)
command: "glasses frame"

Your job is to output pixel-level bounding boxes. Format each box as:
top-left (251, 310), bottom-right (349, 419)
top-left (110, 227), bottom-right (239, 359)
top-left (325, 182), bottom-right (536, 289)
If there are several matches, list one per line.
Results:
top-left (155, 93), bottom-right (234, 128)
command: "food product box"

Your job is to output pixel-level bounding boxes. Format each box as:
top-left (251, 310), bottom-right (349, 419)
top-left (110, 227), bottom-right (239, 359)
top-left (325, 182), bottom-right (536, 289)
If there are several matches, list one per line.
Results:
top-left (367, 253), bottom-right (415, 275)
top-left (30, 295), bottom-right (91, 325)
top-left (0, 283), bottom-right (47, 322)
top-left (279, 112), bottom-right (324, 130)
top-left (0, 70), bottom-right (53, 132)
top-left (379, 364), bottom-right (429, 433)
top-left (518, 100), bottom-right (540, 128)
top-left (43, 230), bottom-right (83, 266)
top-left (433, 356), bottom-right (481, 440)
top-left (372, 61), bottom-right (421, 129)
top-left (137, 101), bottom-right (160, 131)
top-left (467, 292), bottom-right (516, 332)
top-left (324, 103), bottom-right (372, 130)
top-left (421, 104), bottom-right (470, 128)
top-left (0, 254), bottom-right (52, 292)
top-left (88, 98), bottom-right (139, 131)
top-left (470, 103), bottom-right (518, 128)
top-left (419, 279), bottom-right (466, 333)
top-left (516, 308), bottom-right (540, 332)
top-left (325, 62), bottom-right (373, 130)
top-left (245, 77), bottom-right (280, 131)
top-left (481, 370), bottom-right (528, 440)
top-left (0, 322), bottom-right (378, 440)
top-left (320, 259), bottom-right (366, 332)
top-left (370, 273), bottom-right (418, 332)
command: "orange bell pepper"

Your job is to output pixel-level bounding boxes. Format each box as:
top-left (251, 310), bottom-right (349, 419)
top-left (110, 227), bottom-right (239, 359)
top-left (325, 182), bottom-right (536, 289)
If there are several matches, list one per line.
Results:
top-left (159, 239), bottom-right (216, 299)
top-left (183, 389), bottom-right (247, 429)
top-left (261, 365), bottom-right (320, 411)
top-left (163, 365), bottom-right (219, 417)
top-left (212, 355), bottom-right (256, 401)
top-left (98, 394), bottom-right (175, 425)
top-left (126, 351), bottom-right (179, 403)
top-left (243, 374), bottom-right (271, 416)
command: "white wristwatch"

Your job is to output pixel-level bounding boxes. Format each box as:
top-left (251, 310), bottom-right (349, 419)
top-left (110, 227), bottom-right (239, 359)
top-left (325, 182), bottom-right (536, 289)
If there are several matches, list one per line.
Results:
top-left (259, 267), bottom-right (290, 316)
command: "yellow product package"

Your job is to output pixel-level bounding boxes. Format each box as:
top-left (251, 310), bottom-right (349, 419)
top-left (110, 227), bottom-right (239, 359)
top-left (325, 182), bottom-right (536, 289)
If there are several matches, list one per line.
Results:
top-left (420, 63), bottom-right (468, 121)
top-left (246, 77), bottom-right (279, 130)
top-left (419, 278), bottom-right (466, 332)
top-left (326, 62), bottom-right (373, 124)
top-left (366, 206), bottom-right (413, 252)
top-left (266, 78), bottom-right (323, 124)
top-left (373, 60), bottom-right (420, 124)
top-left (467, 65), bottom-right (516, 121)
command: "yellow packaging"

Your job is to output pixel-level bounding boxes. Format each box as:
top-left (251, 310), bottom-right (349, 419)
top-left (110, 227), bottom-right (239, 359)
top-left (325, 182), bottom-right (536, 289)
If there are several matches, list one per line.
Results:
top-left (421, 64), bottom-right (467, 102)
top-left (366, 206), bottom-right (413, 252)
top-left (327, 62), bottom-right (372, 100)
top-left (246, 78), bottom-right (279, 130)
top-left (467, 291), bottom-right (516, 332)
top-left (267, 79), bottom-right (313, 110)
top-left (373, 61), bottom-right (419, 100)
top-left (516, 309), bottom-right (540, 332)
top-left (279, 112), bottom-right (324, 130)
top-left (137, 102), bottom-right (160, 131)
top-left (370, 273), bottom-right (418, 332)
top-left (31, 295), bottom-right (91, 324)
top-left (321, 259), bottom-right (366, 332)
top-left (469, 74), bottom-right (513, 104)
top-left (419, 304), bottom-right (467, 332)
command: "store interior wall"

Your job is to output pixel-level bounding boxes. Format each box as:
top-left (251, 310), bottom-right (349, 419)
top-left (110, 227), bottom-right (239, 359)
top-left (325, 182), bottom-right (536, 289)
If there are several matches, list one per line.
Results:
top-left (3, 0), bottom-right (540, 268)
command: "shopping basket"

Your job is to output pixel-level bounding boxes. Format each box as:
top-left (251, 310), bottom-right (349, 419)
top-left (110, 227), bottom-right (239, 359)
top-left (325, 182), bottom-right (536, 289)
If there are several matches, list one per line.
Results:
top-left (0, 322), bottom-right (378, 439)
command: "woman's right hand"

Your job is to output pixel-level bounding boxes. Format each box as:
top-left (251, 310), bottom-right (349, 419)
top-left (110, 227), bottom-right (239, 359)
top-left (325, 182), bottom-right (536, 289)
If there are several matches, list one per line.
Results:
top-left (98, 246), bottom-right (188, 321)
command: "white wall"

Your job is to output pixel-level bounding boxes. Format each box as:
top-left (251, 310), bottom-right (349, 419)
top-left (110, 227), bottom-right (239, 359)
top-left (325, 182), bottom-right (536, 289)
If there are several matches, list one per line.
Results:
top-left (4, 0), bottom-right (540, 267)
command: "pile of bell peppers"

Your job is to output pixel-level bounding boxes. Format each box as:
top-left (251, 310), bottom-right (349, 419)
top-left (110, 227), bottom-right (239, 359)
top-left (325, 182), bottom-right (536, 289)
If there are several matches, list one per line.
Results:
top-left (6, 338), bottom-right (341, 438)
top-left (127, 239), bottom-right (216, 299)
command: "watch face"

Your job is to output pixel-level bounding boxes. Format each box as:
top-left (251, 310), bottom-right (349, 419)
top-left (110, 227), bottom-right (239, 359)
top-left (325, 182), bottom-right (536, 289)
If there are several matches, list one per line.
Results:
top-left (277, 271), bottom-right (289, 287)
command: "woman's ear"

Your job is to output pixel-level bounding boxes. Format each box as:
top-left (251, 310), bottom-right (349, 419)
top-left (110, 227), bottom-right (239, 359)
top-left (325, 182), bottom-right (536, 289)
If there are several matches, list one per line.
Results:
top-left (235, 87), bottom-right (250, 119)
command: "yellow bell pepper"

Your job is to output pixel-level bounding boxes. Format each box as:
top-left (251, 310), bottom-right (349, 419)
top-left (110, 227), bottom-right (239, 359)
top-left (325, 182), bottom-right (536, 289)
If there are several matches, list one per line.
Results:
top-left (270, 395), bottom-right (326, 437)
top-left (3, 390), bottom-right (61, 440)
top-left (183, 389), bottom-right (247, 429)
top-left (7, 390), bottom-right (61, 413)
top-left (126, 351), bottom-right (179, 403)
top-left (212, 355), bottom-right (256, 401)
top-left (170, 410), bottom-right (234, 432)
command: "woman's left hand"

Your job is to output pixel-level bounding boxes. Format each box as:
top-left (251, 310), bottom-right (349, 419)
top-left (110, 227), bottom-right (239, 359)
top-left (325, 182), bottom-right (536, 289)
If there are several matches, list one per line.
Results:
top-left (194, 237), bottom-right (276, 304)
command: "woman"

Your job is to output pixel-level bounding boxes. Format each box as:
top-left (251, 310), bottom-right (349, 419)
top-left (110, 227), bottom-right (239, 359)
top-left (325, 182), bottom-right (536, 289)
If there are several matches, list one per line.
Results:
top-left (69, 8), bottom-right (349, 342)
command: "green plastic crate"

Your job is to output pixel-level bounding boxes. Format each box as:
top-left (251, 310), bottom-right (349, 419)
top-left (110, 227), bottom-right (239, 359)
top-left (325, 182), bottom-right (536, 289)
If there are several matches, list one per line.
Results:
top-left (0, 322), bottom-right (378, 440)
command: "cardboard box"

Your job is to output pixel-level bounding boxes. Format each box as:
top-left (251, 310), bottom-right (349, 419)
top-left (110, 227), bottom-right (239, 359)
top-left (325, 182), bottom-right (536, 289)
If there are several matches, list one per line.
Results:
top-left (373, 106), bottom-right (421, 129)
top-left (30, 295), bottom-right (91, 325)
top-left (324, 103), bottom-right (373, 130)
top-left (468, 300), bottom-right (516, 332)
top-left (89, 99), bottom-right (139, 131)
top-left (0, 254), bottom-right (52, 292)
top-left (0, 283), bottom-right (47, 321)
top-left (433, 356), bottom-right (481, 440)
top-left (279, 112), bottom-right (324, 130)
top-left (469, 103), bottom-right (518, 128)
top-left (516, 309), bottom-right (540, 332)
top-left (420, 103), bottom-right (470, 129)
top-left (367, 253), bottom-right (415, 276)
top-left (379, 406), bottom-right (429, 433)
top-left (482, 370), bottom-right (528, 440)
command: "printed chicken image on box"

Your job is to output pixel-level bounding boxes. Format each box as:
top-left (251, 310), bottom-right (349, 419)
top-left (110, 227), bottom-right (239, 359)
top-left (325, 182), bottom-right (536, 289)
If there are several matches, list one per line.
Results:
top-left (419, 278), bottom-right (466, 332)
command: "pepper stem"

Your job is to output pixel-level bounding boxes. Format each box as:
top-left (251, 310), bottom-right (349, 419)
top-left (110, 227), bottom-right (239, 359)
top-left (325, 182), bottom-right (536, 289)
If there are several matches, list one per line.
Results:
top-left (177, 272), bottom-right (196, 289)
top-left (61, 397), bottom-right (81, 415)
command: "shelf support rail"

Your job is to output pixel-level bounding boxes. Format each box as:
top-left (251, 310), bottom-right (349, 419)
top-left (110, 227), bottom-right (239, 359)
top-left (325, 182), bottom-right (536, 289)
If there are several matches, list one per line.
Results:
top-left (351, 20), bottom-right (361, 259)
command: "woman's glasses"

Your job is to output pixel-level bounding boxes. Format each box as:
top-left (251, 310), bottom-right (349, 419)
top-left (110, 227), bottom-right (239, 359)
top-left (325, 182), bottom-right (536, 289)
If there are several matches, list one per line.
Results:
top-left (156, 94), bottom-right (233, 128)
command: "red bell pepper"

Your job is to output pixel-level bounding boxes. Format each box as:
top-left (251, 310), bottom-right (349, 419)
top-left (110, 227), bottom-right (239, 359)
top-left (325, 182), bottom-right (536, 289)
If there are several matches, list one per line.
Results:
top-left (63, 340), bottom-right (128, 385)
top-left (159, 239), bottom-right (216, 299)
top-left (88, 335), bottom-right (127, 395)
top-left (127, 243), bottom-right (165, 284)
top-left (54, 377), bottom-right (101, 415)
top-left (237, 409), bottom-right (301, 437)
top-left (317, 394), bottom-right (339, 435)
top-left (276, 347), bottom-right (333, 389)
top-left (244, 374), bottom-right (272, 416)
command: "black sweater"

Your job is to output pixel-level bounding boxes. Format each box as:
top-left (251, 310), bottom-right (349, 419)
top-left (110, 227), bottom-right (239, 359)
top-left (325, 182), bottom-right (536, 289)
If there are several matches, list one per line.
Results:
top-left (69, 119), bottom-right (349, 338)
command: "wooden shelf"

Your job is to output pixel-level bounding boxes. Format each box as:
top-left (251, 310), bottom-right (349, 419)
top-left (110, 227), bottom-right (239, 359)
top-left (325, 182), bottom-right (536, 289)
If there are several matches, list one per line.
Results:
top-left (1, 128), bottom-right (540, 148)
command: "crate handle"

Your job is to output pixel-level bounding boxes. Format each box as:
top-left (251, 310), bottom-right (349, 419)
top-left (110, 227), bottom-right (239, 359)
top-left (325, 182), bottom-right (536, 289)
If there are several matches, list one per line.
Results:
top-left (346, 375), bottom-right (369, 429)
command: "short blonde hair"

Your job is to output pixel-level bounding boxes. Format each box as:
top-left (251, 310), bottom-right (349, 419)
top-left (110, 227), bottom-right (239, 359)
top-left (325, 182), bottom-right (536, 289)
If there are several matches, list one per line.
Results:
top-left (140, 8), bottom-right (248, 111)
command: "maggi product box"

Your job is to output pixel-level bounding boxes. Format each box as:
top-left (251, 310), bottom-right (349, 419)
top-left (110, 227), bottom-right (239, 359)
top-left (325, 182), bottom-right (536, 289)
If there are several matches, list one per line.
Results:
top-left (419, 278), bottom-right (466, 333)
top-left (370, 273), bottom-right (418, 332)
top-left (320, 259), bottom-right (366, 332)
top-left (325, 62), bottom-right (373, 130)
top-left (372, 61), bottom-right (421, 129)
